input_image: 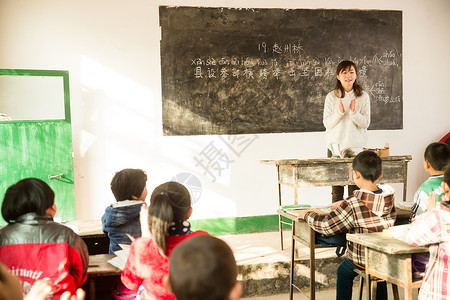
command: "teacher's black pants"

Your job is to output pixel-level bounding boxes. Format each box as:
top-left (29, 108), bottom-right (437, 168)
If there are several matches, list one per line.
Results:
top-left (327, 149), bottom-right (358, 202)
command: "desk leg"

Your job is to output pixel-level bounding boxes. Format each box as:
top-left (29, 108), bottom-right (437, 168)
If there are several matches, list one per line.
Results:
top-left (404, 284), bottom-right (413, 300)
top-left (402, 161), bottom-right (408, 202)
top-left (289, 222), bottom-right (295, 300)
top-left (392, 284), bottom-right (400, 300)
top-left (309, 228), bottom-right (315, 300)
top-left (279, 214), bottom-right (284, 250)
top-left (89, 277), bottom-right (96, 300)
top-left (404, 254), bottom-right (414, 300)
top-left (365, 273), bottom-right (371, 300)
top-left (277, 166), bottom-right (284, 250)
top-left (364, 251), bottom-right (371, 300)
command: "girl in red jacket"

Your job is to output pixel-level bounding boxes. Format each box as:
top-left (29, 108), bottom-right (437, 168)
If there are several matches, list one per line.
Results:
top-left (121, 181), bottom-right (208, 300)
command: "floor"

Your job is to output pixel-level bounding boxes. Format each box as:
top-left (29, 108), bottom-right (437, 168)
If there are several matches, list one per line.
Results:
top-left (219, 230), bottom-right (337, 265)
top-left (241, 287), bottom-right (419, 300)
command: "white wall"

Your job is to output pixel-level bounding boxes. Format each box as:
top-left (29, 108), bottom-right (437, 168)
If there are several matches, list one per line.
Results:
top-left (1, 0), bottom-right (449, 221)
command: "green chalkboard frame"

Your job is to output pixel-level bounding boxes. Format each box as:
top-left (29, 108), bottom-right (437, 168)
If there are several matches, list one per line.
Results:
top-left (0, 69), bottom-right (75, 225)
top-left (0, 69), bottom-right (71, 123)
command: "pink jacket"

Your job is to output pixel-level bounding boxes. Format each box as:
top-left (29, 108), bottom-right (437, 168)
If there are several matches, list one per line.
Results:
top-left (121, 230), bottom-right (208, 300)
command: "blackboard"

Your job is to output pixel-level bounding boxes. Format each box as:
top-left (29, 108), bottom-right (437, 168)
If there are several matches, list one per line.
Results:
top-left (159, 7), bottom-right (402, 136)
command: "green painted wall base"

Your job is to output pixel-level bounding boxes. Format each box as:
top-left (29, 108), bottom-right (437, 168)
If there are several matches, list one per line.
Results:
top-left (190, 214), bottom-right (293, 236)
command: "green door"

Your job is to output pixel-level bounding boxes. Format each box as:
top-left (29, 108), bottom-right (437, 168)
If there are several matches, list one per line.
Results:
top-left (0, 69), bottom-right (75, 225)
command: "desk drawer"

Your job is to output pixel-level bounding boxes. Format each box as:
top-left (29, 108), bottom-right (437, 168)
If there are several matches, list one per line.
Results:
top-left (81, 234), bottom-right (110, 255)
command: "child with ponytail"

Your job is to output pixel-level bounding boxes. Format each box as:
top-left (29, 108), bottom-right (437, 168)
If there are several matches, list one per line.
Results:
top-left (120, 181), bottom-right (208, 300)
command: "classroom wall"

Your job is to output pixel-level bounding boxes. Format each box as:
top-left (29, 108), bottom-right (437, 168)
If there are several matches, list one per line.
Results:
top-left (0, 0), bottom-right (449, 222)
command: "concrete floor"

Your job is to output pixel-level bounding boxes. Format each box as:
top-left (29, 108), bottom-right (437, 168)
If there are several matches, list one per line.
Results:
top-left (241, 288), bottom-right (336, 299)
top-left (241, 285), bottom-right (419, 299)
top-left (219, 230), bottom-right (337, 265)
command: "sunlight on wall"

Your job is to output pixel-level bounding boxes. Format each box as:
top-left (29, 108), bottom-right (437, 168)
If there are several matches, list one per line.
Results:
top-left (79, 55), bottom-right (156, 157)
top-left (79, 130), bottom-right (97, 157)
top-left (78, 55), bottom-right (242, 218)
top-left (80, 56), bottom-right (153, 105)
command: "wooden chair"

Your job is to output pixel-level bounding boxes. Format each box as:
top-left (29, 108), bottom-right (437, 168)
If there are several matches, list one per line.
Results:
top-left (355, 269), bottom-right (400, 300)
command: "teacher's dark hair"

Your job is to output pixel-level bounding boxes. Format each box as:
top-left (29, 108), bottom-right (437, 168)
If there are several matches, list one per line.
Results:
top-left (335, 60), bottom-right (364, 98)
top-left (2, 178), bottom-right (55, 224)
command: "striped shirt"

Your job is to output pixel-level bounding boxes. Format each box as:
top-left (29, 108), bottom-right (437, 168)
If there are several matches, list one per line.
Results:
top-left (406, 204), bottom-right (450, 300)
top-left (304, 184), bottom-right (396, 267)
top-left (410, 174), bottom-right (444, 221)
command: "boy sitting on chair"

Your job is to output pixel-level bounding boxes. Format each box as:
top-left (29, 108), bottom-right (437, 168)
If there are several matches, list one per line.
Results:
top-left (296, 150), bottom-right (396, 300)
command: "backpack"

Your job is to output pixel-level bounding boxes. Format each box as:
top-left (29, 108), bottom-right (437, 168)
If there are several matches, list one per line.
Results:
top-left (315, 232), bottom-right (347, 257)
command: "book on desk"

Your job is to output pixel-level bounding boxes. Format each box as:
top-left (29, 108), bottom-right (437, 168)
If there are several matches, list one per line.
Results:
top-left (107, 244), bottom-right (130, 270)
top-left (280, 204), bottom-right (330, 218)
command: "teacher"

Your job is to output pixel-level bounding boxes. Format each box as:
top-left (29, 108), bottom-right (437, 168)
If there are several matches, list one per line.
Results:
top-left (323, 60), bottom-right (371, 202)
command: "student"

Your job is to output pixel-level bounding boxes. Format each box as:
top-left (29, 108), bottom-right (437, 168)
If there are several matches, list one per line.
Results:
top-left (102, 168), bottom-right (148, 254)
top-left (296, 151), bottom-right (396, 300)
top-left (410, 142), bottom-right (450, 221)
top-left (405, 164), bottom-right (450, 300)
top-left (0, 262), bottom-right (86, 300)
top-left (323, 60), bottom-right (370, 202)
top-left (407, 142), bottom-right (450, 277)
top-left (121, 181), bottom-right (208, 300)
top-left (0, 178), bottom-right (89, 300)
top-left (165, 235), bottom-right (242, 300)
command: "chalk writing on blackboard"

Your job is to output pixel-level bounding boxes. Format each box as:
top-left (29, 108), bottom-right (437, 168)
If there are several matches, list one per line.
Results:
top-left (160, 7), bottom-right (403, 136)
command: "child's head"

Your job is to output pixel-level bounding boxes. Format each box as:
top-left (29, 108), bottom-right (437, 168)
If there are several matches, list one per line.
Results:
top-left (441, 163), bottom-right (450, 208)
top-left (2, 178), bottom-right (55, 224)
top-left (423, 142), bottom-right (450, 173)
top-left (110, 168), bottom-right (147, 201)
top-left (148, 181), bottom-right (192, 254)
top-left (352, 150), bottom-right (382, 183)
top-left (167, 235), bottom-right (241, 300)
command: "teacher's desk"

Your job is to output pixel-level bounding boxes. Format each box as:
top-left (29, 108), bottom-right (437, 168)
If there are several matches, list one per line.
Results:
top-left (260, 155), bottom-right (412, 249)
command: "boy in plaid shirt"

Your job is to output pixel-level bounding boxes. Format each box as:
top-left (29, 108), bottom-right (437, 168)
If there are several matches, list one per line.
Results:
top-left (297, 151), bottom-right (396, 300)
top-left (406, 163), bottom-right (450, 300)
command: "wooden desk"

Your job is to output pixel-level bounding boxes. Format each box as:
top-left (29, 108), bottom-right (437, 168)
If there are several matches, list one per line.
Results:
top-left (65, 219), bottom-right (104, 236)
top-left (346, 232), bottom-right (427, 300)
top-left (261, 155), bottom-right (412, 249)
top-left (87, 254), bottom-right (122, 300)
top-left (278, 209), bottom-right (327, 300)
top-left (64, 220), bottom-right (110, 254)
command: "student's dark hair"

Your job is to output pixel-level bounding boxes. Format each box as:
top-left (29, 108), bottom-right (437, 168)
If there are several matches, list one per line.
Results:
top-left (148, 181), bottom-right (191, 254)
top-left (442, 163), bottom-right (450, 209)
top-left (110, 168), bottom-right (147, 201)
top-left (424, 142), bottom-right (450, 171)
top-left (169, 235), bottom-right (237, 300)
top-left (2, 178), bottom-right (55, 224)
top-left (334, 60), bottom-right (364, 98)
top-left (352, 151), bottom-right (382, 183)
